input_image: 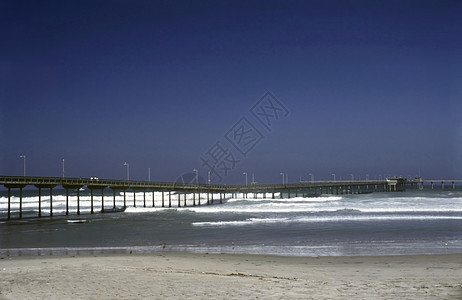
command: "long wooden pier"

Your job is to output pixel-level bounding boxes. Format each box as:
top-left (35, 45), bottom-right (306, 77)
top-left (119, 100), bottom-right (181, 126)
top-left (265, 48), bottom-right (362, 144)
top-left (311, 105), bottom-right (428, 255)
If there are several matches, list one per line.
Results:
top-left (0, 175), bottom-right (414, 220)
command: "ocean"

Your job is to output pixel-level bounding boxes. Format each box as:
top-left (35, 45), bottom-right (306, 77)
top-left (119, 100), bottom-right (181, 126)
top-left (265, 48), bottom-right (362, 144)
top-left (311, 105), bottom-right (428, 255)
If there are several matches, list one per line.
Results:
top-left (1, 187), bottom-right (462, 257)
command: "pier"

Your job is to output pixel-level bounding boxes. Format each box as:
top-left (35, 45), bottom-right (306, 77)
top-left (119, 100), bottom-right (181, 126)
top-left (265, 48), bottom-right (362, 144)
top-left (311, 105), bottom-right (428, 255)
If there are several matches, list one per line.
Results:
top-left (0, 175), bottom-right (431, 221)
top-left (408, 178), bottom-right (462, 190)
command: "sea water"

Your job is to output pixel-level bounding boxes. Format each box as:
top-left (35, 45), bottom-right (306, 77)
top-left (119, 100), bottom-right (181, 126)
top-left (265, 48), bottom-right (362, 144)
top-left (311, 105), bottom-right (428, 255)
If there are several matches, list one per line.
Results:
top-left (1, 188), bottom-right (461, 257)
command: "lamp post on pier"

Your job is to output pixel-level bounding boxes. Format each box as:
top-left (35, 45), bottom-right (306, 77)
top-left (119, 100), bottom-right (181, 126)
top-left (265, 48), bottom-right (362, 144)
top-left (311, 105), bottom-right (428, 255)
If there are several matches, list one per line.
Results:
top-left (332, 173), bottom-right (336, 182)
top-left (243, 172), bottom-right (248, 185)
top-left (193, 168), bottom-right (198, 185)
top-left (124, 162), bottom-right (130, 181)
top-left (309, 173), bottom-right (314, 183)
top-left (62, 158), bottom-right (65, 178)
top-left (280, 172), bottom-right (285, 185)
top-left (20, 154), bottom-right (26, 177)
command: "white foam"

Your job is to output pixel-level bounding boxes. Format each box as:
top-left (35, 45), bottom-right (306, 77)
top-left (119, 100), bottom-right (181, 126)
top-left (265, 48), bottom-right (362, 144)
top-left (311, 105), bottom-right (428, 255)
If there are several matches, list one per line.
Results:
top-left (193, 215), bottom-right (462, 227)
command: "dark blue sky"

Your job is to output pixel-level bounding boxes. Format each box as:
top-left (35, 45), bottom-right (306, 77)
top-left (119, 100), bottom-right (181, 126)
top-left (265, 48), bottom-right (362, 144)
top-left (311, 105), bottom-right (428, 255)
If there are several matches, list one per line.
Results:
top-left (1, 0), bottom-right (461, 184)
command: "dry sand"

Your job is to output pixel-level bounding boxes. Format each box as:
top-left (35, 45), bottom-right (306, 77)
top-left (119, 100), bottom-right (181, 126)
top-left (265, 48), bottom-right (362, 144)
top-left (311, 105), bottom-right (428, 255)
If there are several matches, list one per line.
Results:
top-left (1, 253), bottom-right (461, 299)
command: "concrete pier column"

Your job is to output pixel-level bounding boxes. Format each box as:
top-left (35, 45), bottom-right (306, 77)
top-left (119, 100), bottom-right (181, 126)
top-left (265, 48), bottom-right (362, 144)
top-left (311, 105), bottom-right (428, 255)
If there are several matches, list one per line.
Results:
top-left (198, 191), bottom-right (201, 205)
top-left (272, 190), bottom-right (275, 199)
top-left (66, 188), bottom-right (69, 215)
top-left (7, 187), bottom-right (11, 220)
top-left (168, 191), bottom-right (171, 207)
top-left (211, 192), bottom-right (214, 204)
top-left (124, 189), bottom-right (127, 207)
top-left (49, 187), bottom-right (53, 217)
top-left (38, 187), bottom-right (41, 217)
top-left (184, 192), bottom-right (187, 207)
top-left (220, 193), bottom-right (223, 204)
top-left (144, 191), bottom-right (146, 208)
top-left (207, 192), bottom-right (210, 205)
top-left (288, 189), bottom-right (290, 198)
top-left (162, 191), bottom-right (165, 207)
top-left (77, 188), bottom-right (80, 215)
top-left (442, 181), bottom-right (444, 190)
top-left (90, 188), bottom-right (94, 214)
top-left (133, 191), bottom-right (136, 207)
top-left (101, 189), bottom-right (105, 212)
top-left (152, 190), bottom-right (155, 207)
top-left (63, 184), bottom-right (83, 215)
top-left (177, 192), bottom-right (181, 207)
top-left (431, 182), bottom-right (434, 189)
top-left (113, 189), bottom-right (116, 209)
top-left (452, 182), bottom-right (455, 190)
top-left (193, 191), bottom-right (196, 206)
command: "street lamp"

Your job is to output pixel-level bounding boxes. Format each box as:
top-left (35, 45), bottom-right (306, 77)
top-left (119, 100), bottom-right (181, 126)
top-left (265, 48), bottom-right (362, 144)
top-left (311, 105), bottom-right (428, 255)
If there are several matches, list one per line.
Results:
top-left (332, 173), bottom-right (336, 182)
top-left (208, 171), bottom-right (211, 184)
top-left (308, 173), bottom-right (314, 183)
top-left (243, 172), bottom-right (248, 185)
top-left (280, 172), bottom-right (285, 185)
top-left (124, 162), bottom-right (130, 181)
top-left (350, 174), bottom-right (354, 181)
top-left (193, 168), bottom-right (198, 184)
top-left (62, 158), bottom-right (65, 178)
top-left (148, 167), bottom-right (151, 182)
top-left (20, 154), bottom-right (26, 177)
top-left (366, 174), bottom-right (369, 181)
top-left (252, 173), bottom-right (255, 185)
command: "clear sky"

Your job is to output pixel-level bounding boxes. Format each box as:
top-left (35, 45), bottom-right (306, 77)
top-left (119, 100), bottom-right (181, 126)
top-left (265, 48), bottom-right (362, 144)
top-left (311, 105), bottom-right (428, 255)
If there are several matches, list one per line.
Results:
top-left (1, 0), bottom-right (461, 184)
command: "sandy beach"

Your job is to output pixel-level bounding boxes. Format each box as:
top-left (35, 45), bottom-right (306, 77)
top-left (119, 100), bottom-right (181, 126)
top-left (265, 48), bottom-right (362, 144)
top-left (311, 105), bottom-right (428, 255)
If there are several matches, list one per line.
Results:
top-left (0, 253), bottom-right (461, 299)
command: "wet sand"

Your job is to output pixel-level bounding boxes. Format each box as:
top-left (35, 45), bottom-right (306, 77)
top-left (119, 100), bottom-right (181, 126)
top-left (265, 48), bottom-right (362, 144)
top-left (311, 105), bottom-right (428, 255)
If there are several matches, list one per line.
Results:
top-left (1, 253), bottom-right (461, 299)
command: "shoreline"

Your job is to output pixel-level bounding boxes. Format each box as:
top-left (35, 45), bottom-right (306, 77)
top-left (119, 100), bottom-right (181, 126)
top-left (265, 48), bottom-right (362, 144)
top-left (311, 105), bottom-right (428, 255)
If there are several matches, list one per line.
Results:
top-left (1, 253), bottom-right (461, 299)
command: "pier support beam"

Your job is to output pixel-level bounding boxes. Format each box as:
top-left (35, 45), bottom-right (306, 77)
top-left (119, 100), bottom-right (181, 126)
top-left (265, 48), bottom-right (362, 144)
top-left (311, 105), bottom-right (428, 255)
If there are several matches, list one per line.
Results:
top-left (38, 187), bottom-right (41, 217)
top-left (33, 184), bottom-right (56, 217)
top-left (7, 187), bottom-right (11, 220)
top-left (77, 188), bottom-right (80, 215)
top-left (87, 185), bottom-right (108, 213)
top-left (4, 184), bottom-right (28, 219)
top-left (62, 184), bottom-right (84, 215)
